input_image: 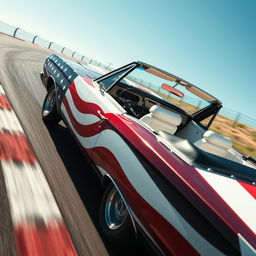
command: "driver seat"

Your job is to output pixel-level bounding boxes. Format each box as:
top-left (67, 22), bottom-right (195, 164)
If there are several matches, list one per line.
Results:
top-left (140, 105), bottom-right (182, 134)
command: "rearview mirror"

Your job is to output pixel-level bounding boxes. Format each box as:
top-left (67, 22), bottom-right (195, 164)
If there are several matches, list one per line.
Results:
top-left (161, 83), bottom-right (184, 98)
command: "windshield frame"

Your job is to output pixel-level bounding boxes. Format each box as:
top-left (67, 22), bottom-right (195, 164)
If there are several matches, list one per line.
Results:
top-left (94, 61), bottom-right (222, 128)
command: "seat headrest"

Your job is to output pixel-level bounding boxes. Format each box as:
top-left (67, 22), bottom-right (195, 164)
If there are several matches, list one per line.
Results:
top-left (203, 131), bottom-right (232, 149)
top-left (149, 105), bottom-right (182, 126)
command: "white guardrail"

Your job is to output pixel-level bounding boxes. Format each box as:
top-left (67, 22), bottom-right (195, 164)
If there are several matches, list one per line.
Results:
top-left (0, 20), bottom-right (255, 129)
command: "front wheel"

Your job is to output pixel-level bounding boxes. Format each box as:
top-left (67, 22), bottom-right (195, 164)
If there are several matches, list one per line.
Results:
top-left (99, 184), bottom-right (136, 249)
top-left (42, 87), bottom-right (61, 124)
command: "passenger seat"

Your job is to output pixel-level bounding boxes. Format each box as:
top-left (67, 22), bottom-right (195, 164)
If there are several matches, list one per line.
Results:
top-left (194, 130), bottom-right (241, 163)
top-left (140, 105), bottom-right (182, 134)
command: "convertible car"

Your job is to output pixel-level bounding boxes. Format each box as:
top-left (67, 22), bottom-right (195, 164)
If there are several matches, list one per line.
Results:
top-left (40, 54), bottom-right (256, 256)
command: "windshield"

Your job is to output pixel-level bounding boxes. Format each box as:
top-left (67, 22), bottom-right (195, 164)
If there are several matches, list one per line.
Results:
top-left (121, 67), bottom-right (213, 115)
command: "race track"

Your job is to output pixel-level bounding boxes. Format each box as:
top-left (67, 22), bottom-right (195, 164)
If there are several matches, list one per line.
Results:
top-left (0, 34), bottom-right (117, 255)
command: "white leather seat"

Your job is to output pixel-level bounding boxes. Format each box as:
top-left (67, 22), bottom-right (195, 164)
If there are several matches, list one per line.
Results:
top-left (194, 130), bottom-right (241, 163)
top-left (140, 105), bottom-right (182, 134)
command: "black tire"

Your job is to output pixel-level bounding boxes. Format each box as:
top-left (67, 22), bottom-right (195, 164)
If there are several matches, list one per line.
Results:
top-left (99, 183), bottom-right (136, 249)
top-left (42, 87), bottom-right (61, 124)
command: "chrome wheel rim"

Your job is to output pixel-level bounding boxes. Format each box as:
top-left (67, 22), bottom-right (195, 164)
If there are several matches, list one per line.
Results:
top-left (105, 187), bottom-right (128, 230)
top-left (42, 89), bottom-right (55, 116)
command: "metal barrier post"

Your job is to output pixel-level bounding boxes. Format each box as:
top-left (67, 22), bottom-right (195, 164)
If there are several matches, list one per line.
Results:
top-left (13, 27), bottom-right (20, 37)
top-left (232, 112), bottom-right (241, 127)
top-left (48, 42), bottom-right (53, 49)
top-left (72, 51), bottom-right (76, 57)
top-left (179, 98), bottom-right (183, 107)
top-left (107, 62), bottom-right (112, 70)
top-left (61, 47), bottom-right (66, 53)
top-left (32, 35), bottom-right (38, 44)
top-left (197, 100), bottom-right (202, 109)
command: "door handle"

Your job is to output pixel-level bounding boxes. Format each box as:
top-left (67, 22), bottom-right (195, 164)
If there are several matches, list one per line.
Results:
top-left (97, 110), bottom-right (108, 123)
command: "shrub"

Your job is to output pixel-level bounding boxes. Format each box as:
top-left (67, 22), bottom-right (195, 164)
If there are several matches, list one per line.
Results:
top-left (237, 123), bottom-right (246, 128)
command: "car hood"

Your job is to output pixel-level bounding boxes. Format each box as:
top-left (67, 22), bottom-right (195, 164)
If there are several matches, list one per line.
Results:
top-left (64, 58), bottom-right (103, 79)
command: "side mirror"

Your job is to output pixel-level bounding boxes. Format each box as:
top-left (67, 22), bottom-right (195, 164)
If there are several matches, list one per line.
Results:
top-left (99, 81), bottom-right (104, 92)
top-left (161, 83), bottom-right (184, 98)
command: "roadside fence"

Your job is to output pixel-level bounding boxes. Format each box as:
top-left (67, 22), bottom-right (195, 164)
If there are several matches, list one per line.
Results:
top-left (0, 20), bottom-right (114, 72)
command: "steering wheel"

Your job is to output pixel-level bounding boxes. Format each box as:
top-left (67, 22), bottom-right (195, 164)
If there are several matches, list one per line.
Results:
top-left (118, 88), bottom-right (145, 117)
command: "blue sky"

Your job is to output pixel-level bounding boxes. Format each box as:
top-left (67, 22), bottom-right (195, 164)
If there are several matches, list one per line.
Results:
top-left (1, 0), bottom-right (255, 118)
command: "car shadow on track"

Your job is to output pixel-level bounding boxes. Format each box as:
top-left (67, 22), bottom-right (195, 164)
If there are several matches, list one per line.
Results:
top-left (46, 122), bottom-right (147, 256)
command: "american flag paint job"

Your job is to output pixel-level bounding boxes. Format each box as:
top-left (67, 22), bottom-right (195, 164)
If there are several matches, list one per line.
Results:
top-left (60, 86), bottom-right (222, 255)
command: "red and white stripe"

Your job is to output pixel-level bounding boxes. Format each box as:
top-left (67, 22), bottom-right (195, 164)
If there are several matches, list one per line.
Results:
top-left (0, 84), bottom-right (77, 255)
top-left (196, 168), bottom-right (256, 255)
top-left (196, 168), bottom-right (256, 233)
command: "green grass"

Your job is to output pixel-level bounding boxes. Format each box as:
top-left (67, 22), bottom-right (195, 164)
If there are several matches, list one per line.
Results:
top-left (252, 132), bottom-right (256, 142)
top-left (246, 146), bottom-right (255, 152)
top-left (233, 142), bottom-right (256, 158)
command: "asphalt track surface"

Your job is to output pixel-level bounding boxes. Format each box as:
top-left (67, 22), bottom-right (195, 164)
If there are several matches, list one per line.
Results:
top-left (0, 34), bottom-right (146, 255)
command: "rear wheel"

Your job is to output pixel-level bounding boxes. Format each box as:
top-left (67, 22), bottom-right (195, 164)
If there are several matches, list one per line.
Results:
top-left (42, 87), bottom-right (61, 124)
top-left (99, 183), bottom-right (136, 249)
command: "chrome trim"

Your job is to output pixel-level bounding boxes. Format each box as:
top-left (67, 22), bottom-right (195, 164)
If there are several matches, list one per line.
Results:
top-left (101, 173), bottom-right (138, 236)
top-left (42, 89), bottom-right (55, 116)
top-left (104, 186), bottom-right (128, 230)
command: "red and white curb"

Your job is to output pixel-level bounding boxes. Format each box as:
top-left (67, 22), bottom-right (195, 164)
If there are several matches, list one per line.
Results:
top-left (0, 84), bottom-right (77, 255)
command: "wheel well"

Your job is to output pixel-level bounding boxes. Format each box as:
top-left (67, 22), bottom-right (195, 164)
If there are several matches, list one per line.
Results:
top-left (101, 175), bottom-right (112, 190)
top-left (46, 76), bottom-right (55, 91)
